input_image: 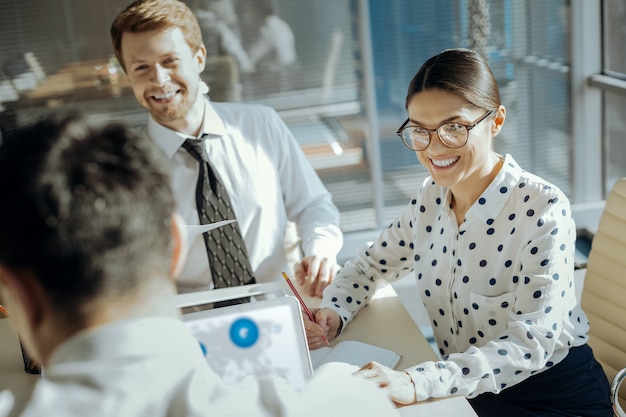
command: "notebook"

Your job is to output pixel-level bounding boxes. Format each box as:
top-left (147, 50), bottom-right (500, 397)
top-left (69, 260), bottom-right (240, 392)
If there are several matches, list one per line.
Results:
top-left (309, 340), bottom-right (402, 369)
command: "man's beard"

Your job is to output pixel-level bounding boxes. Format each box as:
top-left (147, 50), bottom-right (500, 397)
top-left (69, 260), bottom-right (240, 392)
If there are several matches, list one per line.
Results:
top-left (150, 84), bottom-right (197, 124)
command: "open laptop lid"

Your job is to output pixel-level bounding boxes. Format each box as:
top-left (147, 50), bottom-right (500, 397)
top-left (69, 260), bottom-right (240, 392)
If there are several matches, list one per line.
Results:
top-left (180, 288), bottom-right (314, 391)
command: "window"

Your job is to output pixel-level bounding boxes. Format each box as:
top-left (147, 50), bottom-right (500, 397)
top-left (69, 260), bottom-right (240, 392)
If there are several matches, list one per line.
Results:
top-left (0, 0), bottom-right (609, 235)
top-left (361, 0), bottom-right (573, 231)
top-left (586, 0), bottom-right (626, 196)
top-left (603, 0), bottom-right (626, 78)
top-left (605, 92), bottom-right (626, 190)
top-left (600, 0), bottom-right (626, 193)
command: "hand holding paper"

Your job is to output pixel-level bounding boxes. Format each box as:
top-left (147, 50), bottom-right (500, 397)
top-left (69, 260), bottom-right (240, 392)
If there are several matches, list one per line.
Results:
top-left (354, 361), bottom-right (416, 405)
top-left (309, 340), bottom-right (401, 370)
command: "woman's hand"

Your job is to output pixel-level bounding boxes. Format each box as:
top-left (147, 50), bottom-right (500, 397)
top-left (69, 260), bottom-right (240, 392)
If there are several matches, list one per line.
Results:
top-left (354, 361), bottom-right (417, 405)
top-left (303, 307), bottom-right (342, 349)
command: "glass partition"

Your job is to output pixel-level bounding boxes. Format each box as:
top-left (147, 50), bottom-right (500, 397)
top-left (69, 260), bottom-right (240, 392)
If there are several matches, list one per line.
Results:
top-left (602, 0), bottom-right (626, 194)
top-left (0, 0), bottom-right (589, 234)
top-left (603, 0), bottom-right (626, 78)
top-left (366, 0), bottom-right (572, 231)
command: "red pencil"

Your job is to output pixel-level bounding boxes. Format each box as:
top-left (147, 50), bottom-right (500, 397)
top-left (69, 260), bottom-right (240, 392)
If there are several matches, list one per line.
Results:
top-left (281, 272), bottom-right (330, 347)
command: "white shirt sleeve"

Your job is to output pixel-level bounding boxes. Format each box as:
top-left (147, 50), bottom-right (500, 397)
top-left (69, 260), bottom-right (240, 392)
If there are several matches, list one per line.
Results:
top-left (265, 107), bottom-right (343, 261)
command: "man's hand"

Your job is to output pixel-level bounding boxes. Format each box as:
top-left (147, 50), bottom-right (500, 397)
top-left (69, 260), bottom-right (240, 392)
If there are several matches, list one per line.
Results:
top-left (294, 255), bottom-right (340, 297)
top-left (353, 361), bottom-right (417, 405)
top-left (303, 307), bottom-right (342, 349)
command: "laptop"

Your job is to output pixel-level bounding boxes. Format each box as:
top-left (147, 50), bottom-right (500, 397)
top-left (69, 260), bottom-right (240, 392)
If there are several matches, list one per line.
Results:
top-left (179, 283), bottom-right (314, 390)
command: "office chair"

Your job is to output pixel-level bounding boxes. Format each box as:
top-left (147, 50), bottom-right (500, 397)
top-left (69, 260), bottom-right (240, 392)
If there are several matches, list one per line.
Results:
top-left (580, 177), bottom-right (626, 416)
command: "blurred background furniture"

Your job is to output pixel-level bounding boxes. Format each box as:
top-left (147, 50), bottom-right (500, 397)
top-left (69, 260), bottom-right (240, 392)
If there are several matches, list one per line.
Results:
top-left (580, 177), bottom-right (626, 416)
top-left (1, 56), bottom-right (141, 129)
top-left (202, 55), bottom-right (243, 102)
top-left (3, 52), bottom-right (45, 94)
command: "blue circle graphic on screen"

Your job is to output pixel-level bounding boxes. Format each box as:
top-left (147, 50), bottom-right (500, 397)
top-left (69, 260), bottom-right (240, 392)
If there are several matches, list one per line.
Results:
top-left (230, 317), bottom-right (259, 348)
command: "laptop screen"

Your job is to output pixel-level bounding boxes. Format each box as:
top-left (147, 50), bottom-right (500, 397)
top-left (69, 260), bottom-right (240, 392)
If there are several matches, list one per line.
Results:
top-left (182, 296), bottom-right (313, 390)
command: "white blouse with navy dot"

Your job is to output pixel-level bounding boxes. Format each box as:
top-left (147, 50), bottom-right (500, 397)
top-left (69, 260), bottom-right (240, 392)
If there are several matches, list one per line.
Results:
top-left (320, 154), bottom-right (589, 401)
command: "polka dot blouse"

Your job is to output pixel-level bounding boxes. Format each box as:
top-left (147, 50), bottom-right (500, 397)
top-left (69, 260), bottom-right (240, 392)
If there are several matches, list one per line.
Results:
top-left (320, 154), bottom-right (590, 401)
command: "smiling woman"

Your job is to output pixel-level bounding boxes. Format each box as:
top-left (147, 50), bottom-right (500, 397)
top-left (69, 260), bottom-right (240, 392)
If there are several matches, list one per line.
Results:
top-left (405, 88), bottom-right (504, 225)
top-left (306, 48), bottom-right (613, 417)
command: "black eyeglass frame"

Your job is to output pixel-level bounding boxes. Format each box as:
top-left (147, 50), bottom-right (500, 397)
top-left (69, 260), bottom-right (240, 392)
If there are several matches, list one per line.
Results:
top-left (396, 109), bottom-right (495, 151)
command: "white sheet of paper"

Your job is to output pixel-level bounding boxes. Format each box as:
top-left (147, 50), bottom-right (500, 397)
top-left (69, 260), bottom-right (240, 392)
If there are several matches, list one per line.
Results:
top-left (397, 396), bottom-right (476, 416)
top-left (309, 340), bottom-right (401, 370)
top-left (186, 219), bottom-right (236, 243)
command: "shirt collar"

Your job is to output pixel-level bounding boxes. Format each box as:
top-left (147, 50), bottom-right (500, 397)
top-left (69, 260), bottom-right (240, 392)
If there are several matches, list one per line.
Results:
top-left (465, 153), bottom-right (522, 223)
top-left (147, 98), bottom-right (227, 159)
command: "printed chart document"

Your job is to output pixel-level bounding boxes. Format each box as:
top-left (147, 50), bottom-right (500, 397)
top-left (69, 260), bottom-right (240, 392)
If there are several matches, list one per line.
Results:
top-left (309, 340), bottom-right (402, 370)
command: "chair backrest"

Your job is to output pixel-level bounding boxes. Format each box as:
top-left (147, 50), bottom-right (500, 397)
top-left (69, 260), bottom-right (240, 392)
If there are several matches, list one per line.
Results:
top-left (581, 177), bottom-right (626, 410)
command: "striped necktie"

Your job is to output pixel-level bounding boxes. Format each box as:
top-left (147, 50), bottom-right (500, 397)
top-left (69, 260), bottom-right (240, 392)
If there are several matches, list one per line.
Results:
top-left (181, 137), bottom-right (256, 290)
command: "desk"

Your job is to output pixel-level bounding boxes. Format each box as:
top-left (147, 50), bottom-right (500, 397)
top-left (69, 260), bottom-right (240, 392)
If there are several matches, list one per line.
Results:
top-left (0, 285), bottom-right (476, 416)
top-left (299, 283), bottom-right (477, 416)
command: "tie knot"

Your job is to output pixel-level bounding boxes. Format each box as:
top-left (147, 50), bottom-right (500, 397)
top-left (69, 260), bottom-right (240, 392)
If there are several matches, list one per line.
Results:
top-left (181, 138), bottom-right (206, 163)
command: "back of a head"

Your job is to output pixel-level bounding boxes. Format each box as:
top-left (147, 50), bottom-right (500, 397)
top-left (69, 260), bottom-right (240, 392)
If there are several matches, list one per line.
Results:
top-left (111, 0), bottom-right (204, 71)
top-left (406, 48), bottom-right (501, 110)
top-left (0, 112), bottom-right (174, 325)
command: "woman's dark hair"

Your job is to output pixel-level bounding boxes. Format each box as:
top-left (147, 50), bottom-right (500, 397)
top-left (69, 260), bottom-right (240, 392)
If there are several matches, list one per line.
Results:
top-left (406, 48), bottom-right (501, 111)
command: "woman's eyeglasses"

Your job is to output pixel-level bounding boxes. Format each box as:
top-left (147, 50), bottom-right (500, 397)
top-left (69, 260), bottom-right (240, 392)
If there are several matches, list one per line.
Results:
top-left (396, 109), bottom-right (495, 151)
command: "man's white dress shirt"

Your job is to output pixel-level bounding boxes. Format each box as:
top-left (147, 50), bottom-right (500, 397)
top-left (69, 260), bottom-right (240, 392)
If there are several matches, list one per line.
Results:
top-left (0, 318), bottom-right (229, 417)
top-left (147, 99), bottom-right (342, 292)
top-left (0, 318), bottom-right (400, 417)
